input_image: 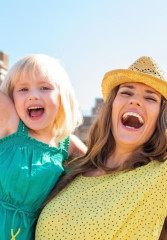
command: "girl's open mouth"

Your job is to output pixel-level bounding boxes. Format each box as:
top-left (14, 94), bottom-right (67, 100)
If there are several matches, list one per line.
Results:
top-left (28, 106), bottom-right (44, 118)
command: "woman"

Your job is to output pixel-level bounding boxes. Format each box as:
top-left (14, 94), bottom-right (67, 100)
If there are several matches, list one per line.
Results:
top-left (35, 56), bottom-right (167, 240)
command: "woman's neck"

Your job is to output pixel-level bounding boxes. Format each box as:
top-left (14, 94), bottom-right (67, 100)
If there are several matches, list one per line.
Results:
top-left (83, 147), bottom-right (136, 178)
top-left (106, 144), bottom-right (138, 169)
top-left (106, 151), bottom-right (131, 169)
top-left (83, 144), bottom-right (139, 178)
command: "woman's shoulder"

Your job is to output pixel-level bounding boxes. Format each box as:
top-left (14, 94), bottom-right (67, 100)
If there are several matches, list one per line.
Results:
top-left (133, 160), bottom-right (167, 183)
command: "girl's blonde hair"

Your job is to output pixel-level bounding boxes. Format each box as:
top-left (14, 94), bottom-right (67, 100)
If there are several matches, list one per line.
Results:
top-left (0, 54), bottom-right (83, 141)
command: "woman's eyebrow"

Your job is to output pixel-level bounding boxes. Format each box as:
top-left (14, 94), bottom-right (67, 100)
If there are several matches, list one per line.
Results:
top-left (145, 89), bottom-right (157, 94)
top-left (120, 85), bottom-right (134, 89)
top-left (121, 85), bottom-right (158, 95)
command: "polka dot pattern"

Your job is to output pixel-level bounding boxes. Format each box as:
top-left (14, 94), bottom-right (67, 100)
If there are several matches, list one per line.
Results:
top-left (35, 160), bottom-right (167, 240)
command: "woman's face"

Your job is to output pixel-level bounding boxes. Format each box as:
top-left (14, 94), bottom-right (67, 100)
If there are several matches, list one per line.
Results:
top-left (111, 82), bottom-right (161, 151)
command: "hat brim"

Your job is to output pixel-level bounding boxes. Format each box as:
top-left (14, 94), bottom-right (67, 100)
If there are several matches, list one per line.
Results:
top-left (102, 69), bottom-right (167, 101)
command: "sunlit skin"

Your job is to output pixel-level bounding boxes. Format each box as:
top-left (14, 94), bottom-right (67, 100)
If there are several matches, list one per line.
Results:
top-left (83, 82), bottom-right (162, 176)
top-left (109, 82), bottom-right (161, 167)
top-left (13, 73), bottom-right (60, 145)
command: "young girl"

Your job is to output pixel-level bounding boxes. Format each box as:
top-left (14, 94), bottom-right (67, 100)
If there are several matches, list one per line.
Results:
top-left (0, 54), bottom-right (87, 240)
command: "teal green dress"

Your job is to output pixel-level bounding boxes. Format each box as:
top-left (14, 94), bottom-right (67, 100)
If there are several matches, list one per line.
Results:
top-left (0, 120), bottom-right (69, 240)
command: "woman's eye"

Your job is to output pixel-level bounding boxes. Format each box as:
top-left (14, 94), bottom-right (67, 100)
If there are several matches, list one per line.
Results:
top-left (120, 91), bottom-right (132, 96)
top-left (41, 86), bottom-right (50, 90)
top-left (145, 97), bottom-right (157, 102)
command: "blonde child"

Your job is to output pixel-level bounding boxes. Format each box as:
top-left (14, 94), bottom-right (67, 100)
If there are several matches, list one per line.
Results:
top-left (0, 54), bottom-right (87, 240)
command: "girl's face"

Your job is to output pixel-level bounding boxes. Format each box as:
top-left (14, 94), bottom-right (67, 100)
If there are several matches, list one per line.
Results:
top-left (13, 72), bottom-right (60, 135)
top-left (111, 82), bottom-right (161, 151)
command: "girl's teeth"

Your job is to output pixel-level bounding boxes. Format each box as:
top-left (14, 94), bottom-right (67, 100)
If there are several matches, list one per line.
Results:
top-left (28, 107), bottom-right (42, 110)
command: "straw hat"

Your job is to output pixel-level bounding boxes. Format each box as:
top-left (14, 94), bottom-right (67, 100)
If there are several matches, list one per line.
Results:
top-left (102, 56), bottom-right (167, 101)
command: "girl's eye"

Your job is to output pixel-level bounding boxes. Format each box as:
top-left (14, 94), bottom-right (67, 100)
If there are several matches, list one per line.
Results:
top-left (19, 88), bottom-right (28, 92)
top-left (41, 86), bottom-right (50, 90)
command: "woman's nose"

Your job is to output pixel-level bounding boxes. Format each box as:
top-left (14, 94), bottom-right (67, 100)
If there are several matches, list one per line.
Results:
top-left (129, 97), bottom-right (142, 106)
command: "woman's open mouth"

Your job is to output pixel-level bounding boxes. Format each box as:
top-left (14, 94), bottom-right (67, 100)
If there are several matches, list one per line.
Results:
top-left (121, 112), bottom-right (144, 129)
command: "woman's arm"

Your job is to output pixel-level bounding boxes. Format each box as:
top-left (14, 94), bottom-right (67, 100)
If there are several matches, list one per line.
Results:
top-left (0, 91), bottom-right (19, 138)
top-left (68, 134), bottom-right (87, 159)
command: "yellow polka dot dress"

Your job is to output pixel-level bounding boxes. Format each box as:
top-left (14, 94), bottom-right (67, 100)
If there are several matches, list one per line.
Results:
top-left (35, 160), bottom-right (167, 240)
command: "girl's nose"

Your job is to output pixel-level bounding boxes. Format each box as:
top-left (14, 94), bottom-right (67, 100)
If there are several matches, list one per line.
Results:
top-left (28, 89), bottom-right (40, 100)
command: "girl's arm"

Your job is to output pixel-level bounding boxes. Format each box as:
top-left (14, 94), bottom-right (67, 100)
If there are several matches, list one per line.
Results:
top-left (0, 91), bottom-right (19, 138)
top-left (68, 134), bottom-right (87, 159)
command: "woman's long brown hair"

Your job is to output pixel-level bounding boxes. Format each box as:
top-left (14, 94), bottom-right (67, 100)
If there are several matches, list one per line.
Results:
top-left (42, 86), bottom-right (167, 208)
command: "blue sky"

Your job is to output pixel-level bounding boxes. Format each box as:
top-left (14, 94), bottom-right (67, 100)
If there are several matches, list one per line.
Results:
top-left (1, 0), bottom-right (167, 115)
